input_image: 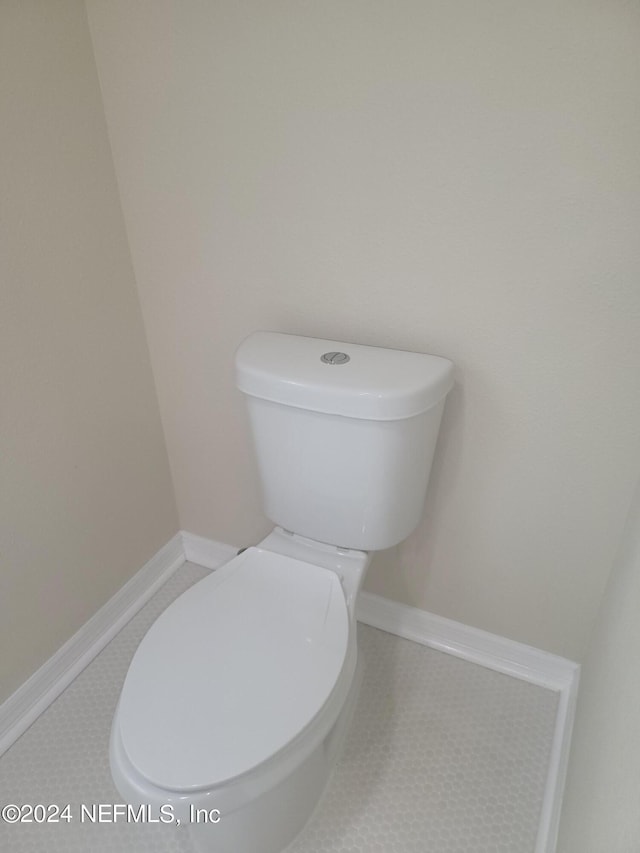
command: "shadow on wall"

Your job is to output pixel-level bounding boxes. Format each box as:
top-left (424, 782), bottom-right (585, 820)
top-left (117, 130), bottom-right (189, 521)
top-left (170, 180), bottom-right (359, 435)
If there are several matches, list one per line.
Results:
top-left (365, 376), bottom-right (465, 606)
top-left (557, 474), bottom-right (640, 852)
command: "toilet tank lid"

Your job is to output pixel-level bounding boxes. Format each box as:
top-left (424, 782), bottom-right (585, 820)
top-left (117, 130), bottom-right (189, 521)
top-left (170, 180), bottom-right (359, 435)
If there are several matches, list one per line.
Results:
top-left (235, 332), bottom-right (454, 420)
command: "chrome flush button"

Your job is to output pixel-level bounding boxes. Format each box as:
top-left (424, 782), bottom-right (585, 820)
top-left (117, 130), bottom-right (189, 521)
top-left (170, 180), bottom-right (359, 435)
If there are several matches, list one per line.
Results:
top-left (321, 351), bottom-right (350, 365)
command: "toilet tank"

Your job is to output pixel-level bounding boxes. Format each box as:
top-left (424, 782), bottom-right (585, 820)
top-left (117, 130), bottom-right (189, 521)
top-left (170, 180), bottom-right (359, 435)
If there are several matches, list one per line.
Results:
top-left (235, 332), bottom-right (454, 552)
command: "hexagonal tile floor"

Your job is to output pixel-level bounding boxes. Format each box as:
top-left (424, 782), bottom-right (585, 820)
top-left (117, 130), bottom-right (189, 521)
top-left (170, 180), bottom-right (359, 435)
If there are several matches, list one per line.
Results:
top-left (0, 563), bottom-right (558, 852)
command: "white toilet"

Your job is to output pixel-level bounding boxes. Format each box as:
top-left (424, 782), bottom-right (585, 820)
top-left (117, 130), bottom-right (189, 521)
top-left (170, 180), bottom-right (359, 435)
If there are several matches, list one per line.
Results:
top-left (110, 331), bottom-right (453, 853)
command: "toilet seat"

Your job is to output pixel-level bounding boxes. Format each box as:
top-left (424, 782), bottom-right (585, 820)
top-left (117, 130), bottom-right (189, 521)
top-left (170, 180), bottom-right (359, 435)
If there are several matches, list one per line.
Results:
top-left (116, 547), bottom-right (350, 793)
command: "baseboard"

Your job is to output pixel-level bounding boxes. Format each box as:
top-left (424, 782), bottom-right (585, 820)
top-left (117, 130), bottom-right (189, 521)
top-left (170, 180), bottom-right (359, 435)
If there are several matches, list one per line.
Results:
top-left (536, 664), bottom-right (579, 853)
top-left (356, 590), bottom-right (579, 853)
top-left (356, 591), bottom-right (578, 691)
top-left (0, 533), bottom-right (185, 757)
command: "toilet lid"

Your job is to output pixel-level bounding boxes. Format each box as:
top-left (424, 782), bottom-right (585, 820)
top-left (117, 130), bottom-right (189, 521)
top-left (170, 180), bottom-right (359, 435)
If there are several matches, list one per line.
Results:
top-left (117, 547), bottom-right (349, 792)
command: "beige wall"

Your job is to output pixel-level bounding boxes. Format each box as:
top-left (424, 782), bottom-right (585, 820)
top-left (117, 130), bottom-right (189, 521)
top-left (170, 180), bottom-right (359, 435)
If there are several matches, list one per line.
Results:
top-left (86, 0), bottom-right (640, 661)
top-left (557, 480), bottom-right (640, 851)
top-left (0, 0), bottom-right (178, 703)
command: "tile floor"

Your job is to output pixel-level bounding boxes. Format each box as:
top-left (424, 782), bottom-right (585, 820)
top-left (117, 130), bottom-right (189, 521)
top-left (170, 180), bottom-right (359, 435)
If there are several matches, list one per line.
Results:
top-left (0, 563), bottom-right (559, 853)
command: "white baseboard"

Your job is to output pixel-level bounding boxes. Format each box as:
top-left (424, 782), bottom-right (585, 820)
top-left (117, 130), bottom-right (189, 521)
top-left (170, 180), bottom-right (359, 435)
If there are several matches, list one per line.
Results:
top-left (355, 591), bottom-right (578, 692)
top-left (0, 530), bottom-right (579, 853)
top-left (537, 665), bottom-right (579, 853)
top-left (356, 590), bottom-right (579, 853)
top-left (0, 533), bottom-right (185, 757)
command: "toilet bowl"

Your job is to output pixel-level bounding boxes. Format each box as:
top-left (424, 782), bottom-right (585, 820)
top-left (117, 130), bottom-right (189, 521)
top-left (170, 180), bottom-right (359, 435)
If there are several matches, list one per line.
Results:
top-left (110, 331), bottom-right (454, 852)
top-left (111, 530), bottom-right (370, 853)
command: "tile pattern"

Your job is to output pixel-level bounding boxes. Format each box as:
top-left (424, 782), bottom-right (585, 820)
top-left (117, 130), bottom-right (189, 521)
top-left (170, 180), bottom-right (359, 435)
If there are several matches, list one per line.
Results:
top-left (0, 563), bottom-right (210, 853)
top-left (288, 628), bottom-right (558, 853)
top-left (0, 564), bottom-right (558, 853)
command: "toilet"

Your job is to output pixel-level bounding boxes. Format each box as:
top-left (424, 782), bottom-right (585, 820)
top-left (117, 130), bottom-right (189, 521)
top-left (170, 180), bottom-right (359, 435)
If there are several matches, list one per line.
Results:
top-left (110, 331), bottom-right (454, 853)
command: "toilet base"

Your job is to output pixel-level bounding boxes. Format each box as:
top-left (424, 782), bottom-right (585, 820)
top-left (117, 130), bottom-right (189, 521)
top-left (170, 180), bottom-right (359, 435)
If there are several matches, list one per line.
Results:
top-left (188, 655), bottom-right (363, 853)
